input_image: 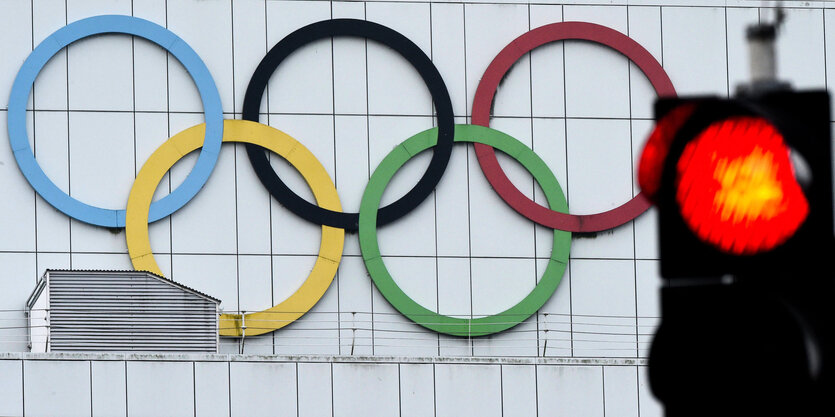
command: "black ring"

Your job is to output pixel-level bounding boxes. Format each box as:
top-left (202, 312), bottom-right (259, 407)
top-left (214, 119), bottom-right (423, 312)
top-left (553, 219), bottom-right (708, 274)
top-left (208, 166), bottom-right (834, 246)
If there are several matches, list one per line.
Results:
top-left (243, 19), bottom-right (454, 231)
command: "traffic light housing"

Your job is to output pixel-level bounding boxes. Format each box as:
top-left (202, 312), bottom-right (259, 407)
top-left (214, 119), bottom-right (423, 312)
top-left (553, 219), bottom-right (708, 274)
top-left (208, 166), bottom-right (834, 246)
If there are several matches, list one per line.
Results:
top-left (639, 89), bottom-right (834, 279)
top-left (641, 89), bottom-right (835, 416)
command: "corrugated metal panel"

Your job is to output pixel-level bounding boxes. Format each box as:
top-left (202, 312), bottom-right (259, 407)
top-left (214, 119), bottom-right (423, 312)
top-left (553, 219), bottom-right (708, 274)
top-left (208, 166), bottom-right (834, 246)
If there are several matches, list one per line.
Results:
top-left (44, 269), bottom-right (220, 302)
top-left (44, 270), bottom-right (219, 353)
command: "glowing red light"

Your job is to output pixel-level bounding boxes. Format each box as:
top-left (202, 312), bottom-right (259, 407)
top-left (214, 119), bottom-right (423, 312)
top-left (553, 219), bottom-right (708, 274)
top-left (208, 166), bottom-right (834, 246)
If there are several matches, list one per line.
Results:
top-left (638, 105), bottom-right (695, 201)
top-left (675, 117), bottom-right (809, 255)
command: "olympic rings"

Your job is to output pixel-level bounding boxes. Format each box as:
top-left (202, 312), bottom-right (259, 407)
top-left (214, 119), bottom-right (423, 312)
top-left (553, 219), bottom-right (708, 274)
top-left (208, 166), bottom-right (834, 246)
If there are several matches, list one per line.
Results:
top-left (8, 15), bottom-right (677, 338)
top-left (471, 22), bottom-right (676, 232)
top-left (125, 120), bottom-right (344, 337)
top-left (242, 19), bottom-right (455, 231)
top-left (359, 124), bottom-right (571, 336)
top-left (7, 15), bottom-right (224, 228)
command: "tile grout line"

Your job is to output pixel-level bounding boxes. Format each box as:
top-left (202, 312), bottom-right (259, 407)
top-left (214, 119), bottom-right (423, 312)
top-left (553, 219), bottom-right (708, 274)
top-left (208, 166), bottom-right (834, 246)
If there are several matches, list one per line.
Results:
top-left (363, 1), bottom-right (376, 357)
top-left (124, 361), bottom-right (128, 417)
top-left (462, 1), bottom-right (475, 357)
top-left (31, 0), bottom-right (39, 283)
top-left (89, 361), bottom-right (93, 416)
top-left (295, 363), bottom-right (300, 417)
top-left (626, 2), bottom-right (640, 363)
top-left (263, 0), bottom-right (277, 356)
top-left (528, 2), bottom-right (541, 359)
top-left (64, 0), bottom-right (71, 270)
top-left (132, 0), bottom-right (137, 189)
top-left (500, 364), bottom-right (505, 417)
top-left (21, 360), bottom-right (25, 417)
top-left (0, 248), bottom-right (661, 262)
top-left (192, 362), bottom-right (197, 417)
top-left (560, 3), bottom-right (574, 359)
top-left (10, 108), bottom-right (663, 122)
top-left (329, 0), bottom-right (341, 358)
top-left (230, 0), bottom-right (243, 344)
top-left (725, 7), bottom-right (731, 97)
top-left (602, 366), bottom-right (607, 417)
top-left (429, 1), bottom-right (442, 356)
top-left (165, 0), bottom-right (174, 281)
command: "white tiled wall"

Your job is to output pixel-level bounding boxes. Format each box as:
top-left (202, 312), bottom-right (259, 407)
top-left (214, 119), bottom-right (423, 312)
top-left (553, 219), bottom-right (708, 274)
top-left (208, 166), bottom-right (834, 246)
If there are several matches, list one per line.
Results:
top-left (0, 0), bottom-right (830, 397)
top-left (0, 357), bottom-right (642, 417)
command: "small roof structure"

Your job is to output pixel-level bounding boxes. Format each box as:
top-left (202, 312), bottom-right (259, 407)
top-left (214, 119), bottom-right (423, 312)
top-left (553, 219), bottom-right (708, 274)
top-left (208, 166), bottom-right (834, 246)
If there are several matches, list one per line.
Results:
top-left (28, 269), bottom-right (221, 353)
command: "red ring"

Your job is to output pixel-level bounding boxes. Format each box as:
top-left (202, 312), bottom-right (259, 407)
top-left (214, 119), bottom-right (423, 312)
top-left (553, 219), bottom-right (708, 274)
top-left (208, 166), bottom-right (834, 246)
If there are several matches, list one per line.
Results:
top-left (472, 22), bottom-right (676, 232)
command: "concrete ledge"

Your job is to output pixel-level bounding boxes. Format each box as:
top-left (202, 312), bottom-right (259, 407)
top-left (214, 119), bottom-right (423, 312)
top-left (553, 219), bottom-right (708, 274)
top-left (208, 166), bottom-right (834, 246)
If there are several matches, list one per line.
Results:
top-left (0, 351), bottom-right (647, 366)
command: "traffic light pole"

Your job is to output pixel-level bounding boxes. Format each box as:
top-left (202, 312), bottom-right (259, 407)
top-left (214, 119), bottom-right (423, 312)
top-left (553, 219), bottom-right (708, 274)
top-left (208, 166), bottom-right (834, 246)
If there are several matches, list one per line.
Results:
top-left (745, 9), bottom-right (782, 90)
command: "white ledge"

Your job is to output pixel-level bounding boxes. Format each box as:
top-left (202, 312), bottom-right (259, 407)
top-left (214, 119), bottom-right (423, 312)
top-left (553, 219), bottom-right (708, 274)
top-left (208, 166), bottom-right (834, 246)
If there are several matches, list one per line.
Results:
top-left (0, 352), bottom-right (647, 366)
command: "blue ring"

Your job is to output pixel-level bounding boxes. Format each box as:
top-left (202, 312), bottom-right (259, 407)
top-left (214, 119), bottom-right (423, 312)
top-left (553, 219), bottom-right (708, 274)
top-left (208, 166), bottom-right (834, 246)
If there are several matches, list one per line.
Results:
top-left (7, 15), bottom-right (223, 228)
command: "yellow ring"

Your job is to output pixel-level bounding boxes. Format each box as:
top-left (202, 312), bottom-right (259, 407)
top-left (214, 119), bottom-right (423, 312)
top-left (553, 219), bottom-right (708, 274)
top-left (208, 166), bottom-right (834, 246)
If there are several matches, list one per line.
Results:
top-left (126, 119), bottom-right (345, 337)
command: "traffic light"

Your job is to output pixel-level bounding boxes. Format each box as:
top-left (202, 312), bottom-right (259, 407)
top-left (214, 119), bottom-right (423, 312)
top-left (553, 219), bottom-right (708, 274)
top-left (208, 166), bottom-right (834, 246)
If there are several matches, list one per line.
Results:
top-left (639, 89), bottom-right (835, 417)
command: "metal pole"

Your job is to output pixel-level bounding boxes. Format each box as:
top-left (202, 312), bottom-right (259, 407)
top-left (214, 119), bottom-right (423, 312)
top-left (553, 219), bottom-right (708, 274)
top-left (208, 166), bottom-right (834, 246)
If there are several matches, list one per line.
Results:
top-left (747, 24), bottom-right (777, 83)
top-left (742, 7), bottom-right (787, 94)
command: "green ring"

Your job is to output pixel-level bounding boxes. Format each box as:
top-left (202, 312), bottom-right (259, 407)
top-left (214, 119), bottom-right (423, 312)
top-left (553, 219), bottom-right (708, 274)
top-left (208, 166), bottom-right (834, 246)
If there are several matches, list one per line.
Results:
top-left (359, 124), bottom-right (571, 336)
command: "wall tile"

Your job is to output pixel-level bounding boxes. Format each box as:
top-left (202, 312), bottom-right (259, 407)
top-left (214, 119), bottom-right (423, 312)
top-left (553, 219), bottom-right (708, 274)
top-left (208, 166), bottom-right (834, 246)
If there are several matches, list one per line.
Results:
top-left (431, 3), bottom-right (467, 117)
top-left (333, 363), bottom-right (399, 417)
top-left (230, 362), bottom-right (297, 417)
top-left (529, 5), bottom-right (565, 118)
top-left (273, 254), bottom-right (340, 356)
top-left (538, 365), bottom-right (604, 417)
top-left (502, 365), bottom-right (538, 417)
top-left (627, 6), bottom-right (664, 119)
top-left (195, 362), bottom-right (231, 417)
top-left (66, 30), bottom-right (134, 111)
top-left (565, 118), bottom-right (635, 259)
top-left (264, 1), bottom-right (332, 115)
top-left (0, 361), bottom-right (23, 417)
top-left (24, 360), bottom-right (91, 417)
top-left (435, 364), bottom-right (502, 417)
top-left (563, 6), bottom-right (630, 119)
top-left (0, 113), bottom-right (36, 252)
top-left (32, 0), bottom-right (68, 111)
top-left (33, 111), bottom-right (71, 253)
top-left (538, 260), bottom-right (572, 357)
top-left (570, 259), bottom-right (637, 358)
top-left (127, 361), bottom-right (194, 417)
top-left (232, 0), bottom-right (268, 114)
top-left (661, 7), bottom-right (728, 96)
top-left (464, 3), bottom-right (530, 118)
top-left (91, 361), bottom-right (126, 417)
top-left (604, 366), bottom-right (639, 417)
top-left (167, 0), bottom-right (234, 113)
top-left (298, 363), bottom-right (332, 417)
top-left (337, 257), bottom-right (374, 356)
top-left (132, 0), bottom-right (169, 113)
top-left (372, 277), bottom-right (439, 357)
top-left (332, 2), bottom-right (368, 115)
top-left (776, 8), bottom-right (826, 89)
top-left (0, 254), bottom-right (36, 352)
top-left (400, 364), bottom-right (434, 417)
top-left (0, 0), bottom-right (32, 111)
top-left (366, 2), bottom-right (433, 117)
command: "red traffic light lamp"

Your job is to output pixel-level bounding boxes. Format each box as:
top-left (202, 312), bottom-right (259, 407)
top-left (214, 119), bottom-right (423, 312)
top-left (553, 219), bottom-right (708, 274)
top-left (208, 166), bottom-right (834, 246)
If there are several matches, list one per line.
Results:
top-left (675, 115), bottom-right (808, 255)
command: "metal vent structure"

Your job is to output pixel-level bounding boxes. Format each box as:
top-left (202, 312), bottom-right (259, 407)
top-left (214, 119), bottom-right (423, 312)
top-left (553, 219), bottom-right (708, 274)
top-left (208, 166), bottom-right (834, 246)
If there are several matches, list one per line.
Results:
top-left (27, 270), bottom-right (220, 353)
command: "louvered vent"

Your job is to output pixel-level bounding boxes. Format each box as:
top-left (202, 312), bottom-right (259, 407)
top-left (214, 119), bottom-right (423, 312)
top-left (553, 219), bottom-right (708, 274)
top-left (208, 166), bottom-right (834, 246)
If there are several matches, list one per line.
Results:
top-left (28, 270), bottom-right (220, 353)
